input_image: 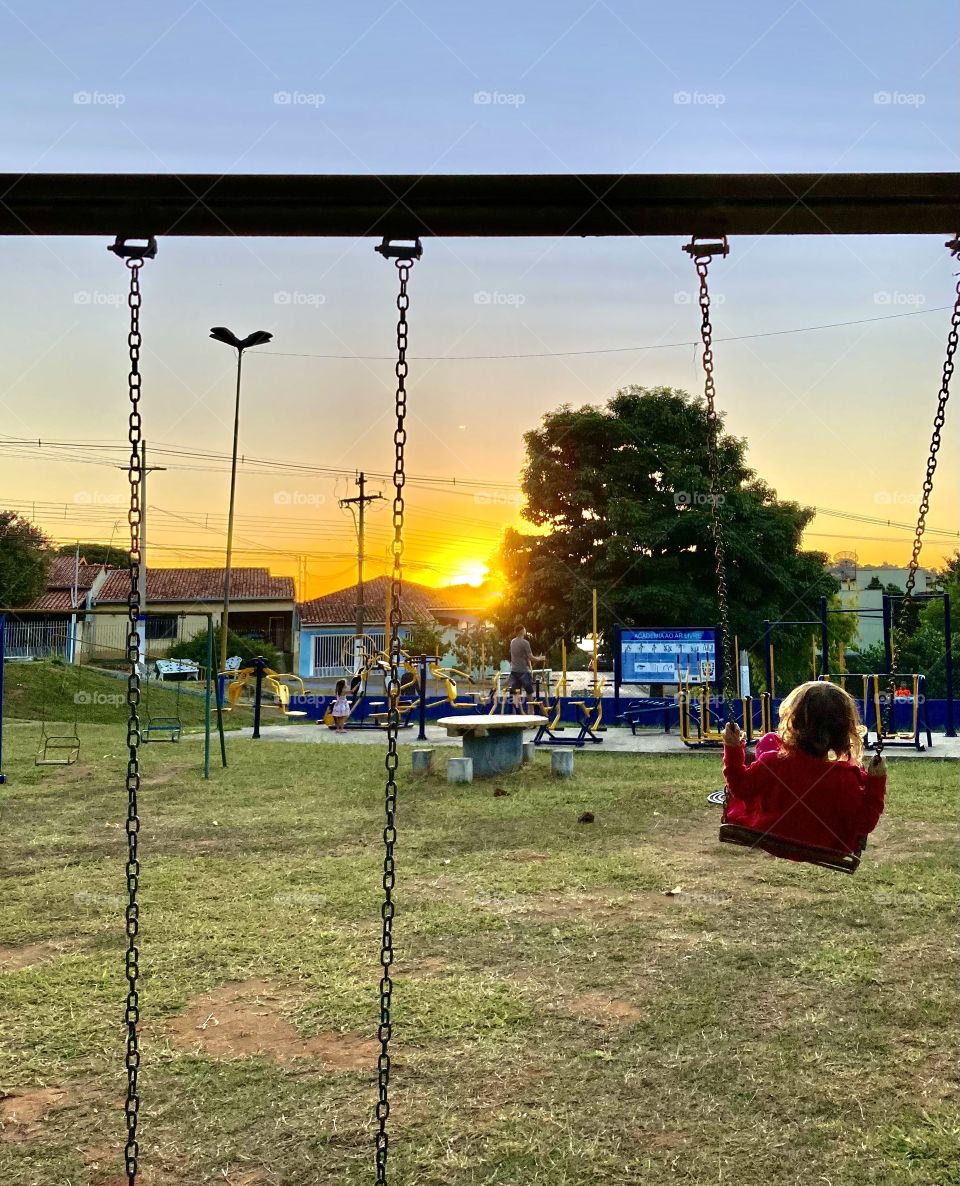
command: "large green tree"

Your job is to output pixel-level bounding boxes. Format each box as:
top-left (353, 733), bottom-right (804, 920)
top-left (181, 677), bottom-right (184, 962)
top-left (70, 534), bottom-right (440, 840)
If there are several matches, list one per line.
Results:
top-left (496, 387), bottom-right (839, 689)
top-left (0, 510), bottom-right (52, 606)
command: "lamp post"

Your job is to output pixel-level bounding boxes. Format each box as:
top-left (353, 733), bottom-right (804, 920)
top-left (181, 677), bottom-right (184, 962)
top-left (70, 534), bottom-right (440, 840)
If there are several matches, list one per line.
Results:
top-left (209, 326), bottom-right (273, 673)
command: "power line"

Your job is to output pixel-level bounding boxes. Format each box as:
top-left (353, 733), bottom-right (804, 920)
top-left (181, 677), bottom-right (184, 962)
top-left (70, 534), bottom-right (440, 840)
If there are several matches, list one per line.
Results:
top-left (256, 304), bottom-right (952, 362)
top-left (0, 436), bottom-right (521, 492)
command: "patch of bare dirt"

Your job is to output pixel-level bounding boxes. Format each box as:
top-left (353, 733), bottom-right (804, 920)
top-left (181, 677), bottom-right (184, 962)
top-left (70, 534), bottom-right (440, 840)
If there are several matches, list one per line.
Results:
top-left (0, 940), bottom-right (72, 973)
top-left (0, 1088), bottom-right (67, 1142)
top-left (164, 980), bottom-right (376, 1069)
top-left (221, 1171), bottom-right (275, 1186)
top-left (566, 991), bottom-right (643, 1025)
top-left (140, 771), bottom-right (181, 787)
top-left (406, 957), bottom-right (450, 978)
top-left (644, 1129), bottom-right (689, 1150)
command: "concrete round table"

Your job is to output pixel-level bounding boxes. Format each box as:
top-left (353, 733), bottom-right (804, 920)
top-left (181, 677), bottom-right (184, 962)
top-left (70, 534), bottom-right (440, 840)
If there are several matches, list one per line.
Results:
top-left (437, 714), bottom-right (547, 778)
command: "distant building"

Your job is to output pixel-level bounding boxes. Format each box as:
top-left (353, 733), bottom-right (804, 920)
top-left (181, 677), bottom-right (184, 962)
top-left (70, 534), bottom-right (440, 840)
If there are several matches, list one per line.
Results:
top-left (6, 555), bottom-right (111, 659)
top-left (826, 556), bottom-right (936, 650)
top-left (90, 566), bottom-right (295, 662)
top-left (296, 576), bottom-right (483, 678)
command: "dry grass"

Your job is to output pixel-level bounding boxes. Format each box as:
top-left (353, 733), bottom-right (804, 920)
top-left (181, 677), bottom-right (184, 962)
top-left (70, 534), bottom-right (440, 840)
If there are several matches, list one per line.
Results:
top-left (0, 723), bottom-right (956, 1184)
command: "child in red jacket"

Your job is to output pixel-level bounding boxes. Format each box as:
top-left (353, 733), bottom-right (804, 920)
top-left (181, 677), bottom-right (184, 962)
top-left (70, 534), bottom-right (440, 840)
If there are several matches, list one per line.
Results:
top-left (722, 681), bottom-right (887, 855)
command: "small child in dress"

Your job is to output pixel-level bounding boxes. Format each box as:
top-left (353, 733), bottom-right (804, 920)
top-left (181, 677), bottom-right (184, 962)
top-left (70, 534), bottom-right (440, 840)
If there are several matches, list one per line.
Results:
top-left (331, 679), bottom-right (351, 733)
top-left (722, 680), bottom-right (887, 856)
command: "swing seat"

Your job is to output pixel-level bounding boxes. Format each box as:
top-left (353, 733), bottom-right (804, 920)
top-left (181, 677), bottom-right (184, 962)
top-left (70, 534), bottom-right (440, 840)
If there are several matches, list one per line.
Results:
top-left (36, 734), bottom-right (81, 766)
top-left (142, 717), bottom-right (182, 743)
top-left (718, 822), bottom-right (863, 875)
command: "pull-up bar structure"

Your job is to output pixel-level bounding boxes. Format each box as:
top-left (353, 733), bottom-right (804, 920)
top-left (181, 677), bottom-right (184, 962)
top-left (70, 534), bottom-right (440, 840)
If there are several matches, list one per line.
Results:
top-left (0, 172), bottom-right (958, 237)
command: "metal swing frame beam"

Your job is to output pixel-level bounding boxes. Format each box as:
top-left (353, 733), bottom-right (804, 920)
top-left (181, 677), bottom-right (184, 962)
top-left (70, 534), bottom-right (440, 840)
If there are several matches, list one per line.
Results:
top-left (0, 172), bottom-right (958, 237)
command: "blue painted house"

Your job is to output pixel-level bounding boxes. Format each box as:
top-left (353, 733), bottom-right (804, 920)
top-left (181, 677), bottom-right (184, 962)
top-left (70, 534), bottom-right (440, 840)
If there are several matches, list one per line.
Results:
top-left (296, 576), bottom-right (482, 679)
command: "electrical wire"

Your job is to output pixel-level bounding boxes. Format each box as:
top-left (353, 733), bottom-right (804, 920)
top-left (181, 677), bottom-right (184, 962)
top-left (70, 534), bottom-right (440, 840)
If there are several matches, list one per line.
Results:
top-left (256, 304), bottom-right (952, 362)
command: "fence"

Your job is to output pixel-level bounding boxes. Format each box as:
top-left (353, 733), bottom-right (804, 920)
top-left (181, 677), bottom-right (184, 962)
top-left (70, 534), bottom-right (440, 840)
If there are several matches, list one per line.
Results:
top-left (3, 619), bottom-right (71, 660)
top-left (311, 631), bottom-right (388, 677)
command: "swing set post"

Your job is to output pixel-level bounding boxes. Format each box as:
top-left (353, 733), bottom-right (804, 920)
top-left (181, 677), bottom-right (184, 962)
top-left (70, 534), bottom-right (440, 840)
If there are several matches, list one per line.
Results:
top-left (944, 592), bottom-right (955, 737)
top-left (0, 613), bottom-right (6, 784)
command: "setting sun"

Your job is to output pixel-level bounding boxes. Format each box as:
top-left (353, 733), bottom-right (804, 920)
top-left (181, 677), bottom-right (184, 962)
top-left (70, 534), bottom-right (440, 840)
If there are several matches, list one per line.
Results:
top-left (448, 560), bottom-right (490, 587)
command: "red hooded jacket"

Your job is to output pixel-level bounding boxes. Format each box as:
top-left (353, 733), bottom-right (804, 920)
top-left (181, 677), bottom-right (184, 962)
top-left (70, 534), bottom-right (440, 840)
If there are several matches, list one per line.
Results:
top-left (723, 732), bottom-right (886, 853)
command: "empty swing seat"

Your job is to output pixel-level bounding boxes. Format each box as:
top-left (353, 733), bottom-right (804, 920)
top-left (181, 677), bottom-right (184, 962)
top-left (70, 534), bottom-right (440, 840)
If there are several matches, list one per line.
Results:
top-left (142, 717), bottom-right (182, 743)
top-left (36, 733), bottom-right (81, 766)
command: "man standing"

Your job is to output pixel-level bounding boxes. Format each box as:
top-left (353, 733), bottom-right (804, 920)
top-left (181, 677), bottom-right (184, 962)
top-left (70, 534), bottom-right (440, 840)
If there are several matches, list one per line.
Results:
top-left (507, 624), bottom-right (543, 711)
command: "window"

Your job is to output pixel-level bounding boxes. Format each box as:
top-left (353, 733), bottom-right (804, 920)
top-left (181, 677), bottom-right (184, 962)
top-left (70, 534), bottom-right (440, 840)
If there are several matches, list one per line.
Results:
top-left (145, 616), bottom-right (178, 641)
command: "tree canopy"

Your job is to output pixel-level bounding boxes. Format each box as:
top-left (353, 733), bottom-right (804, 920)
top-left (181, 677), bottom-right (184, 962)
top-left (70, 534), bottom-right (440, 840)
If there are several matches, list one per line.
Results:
top-left (56, 542), bottom-right (124, 566)
top-left (496, 386), bottom-right (839, 688)
top-left (0, 510), bottom-right (52, 606)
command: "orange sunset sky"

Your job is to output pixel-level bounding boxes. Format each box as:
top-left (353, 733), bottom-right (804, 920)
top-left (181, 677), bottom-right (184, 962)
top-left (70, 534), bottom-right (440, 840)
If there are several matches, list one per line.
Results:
top-left (1, 229), bottom-right (958, 600)
top-left (1, 230), bottom-right (957, 604)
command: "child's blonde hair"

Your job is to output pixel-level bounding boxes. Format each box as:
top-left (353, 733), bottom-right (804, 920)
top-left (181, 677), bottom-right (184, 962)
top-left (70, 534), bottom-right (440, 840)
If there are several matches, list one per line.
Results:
top-left (777, 680), bottom-right (865, 762)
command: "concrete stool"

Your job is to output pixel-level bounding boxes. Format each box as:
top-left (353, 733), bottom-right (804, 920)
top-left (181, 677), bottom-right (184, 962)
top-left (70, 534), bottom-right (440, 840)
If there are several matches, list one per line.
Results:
top-left (522, 741), bottom-right (536, 765)
top-left (447, 756), bottom-right (473, 784)
top-left (551, 750), bottom-right (574, 778)
top-left (412, 748), bottom-right (434, 774)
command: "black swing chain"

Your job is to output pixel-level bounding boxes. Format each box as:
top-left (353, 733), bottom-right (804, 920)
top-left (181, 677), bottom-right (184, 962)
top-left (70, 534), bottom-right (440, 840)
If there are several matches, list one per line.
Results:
top-left (110, 236), bottom-right (154, 1186)
top-left (881, 236), bottom-right (960, 754)
top-left (376, 242), bottom-right (418, 1186)
top-left (688, 239), bottom-right (736, 717)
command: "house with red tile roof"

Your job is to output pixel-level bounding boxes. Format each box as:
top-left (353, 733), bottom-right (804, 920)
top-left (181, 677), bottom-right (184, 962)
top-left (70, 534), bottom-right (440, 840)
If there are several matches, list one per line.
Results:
top-left (89, 566), bottom-right (296, 663)
top-left (296, 576), bottom-right (484, 677)
top-left (3, 555), bottom-right (113, 659)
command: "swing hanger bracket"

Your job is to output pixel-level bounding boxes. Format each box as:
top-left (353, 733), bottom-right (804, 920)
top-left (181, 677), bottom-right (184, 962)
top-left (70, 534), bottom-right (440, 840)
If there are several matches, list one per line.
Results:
top-left (682, 235), bottom-right (729, 260)
top-left (108, 235), bottom-right (158, 261)
top-left (375, 236), bottom-right (423, 262)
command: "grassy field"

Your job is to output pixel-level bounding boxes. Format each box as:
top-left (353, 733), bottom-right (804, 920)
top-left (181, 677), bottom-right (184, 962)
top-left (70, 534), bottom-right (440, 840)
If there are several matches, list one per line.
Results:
top-left (2, 661), bottom-right (296, 735)
top-left (0, 723), bottom-right (956, 1186)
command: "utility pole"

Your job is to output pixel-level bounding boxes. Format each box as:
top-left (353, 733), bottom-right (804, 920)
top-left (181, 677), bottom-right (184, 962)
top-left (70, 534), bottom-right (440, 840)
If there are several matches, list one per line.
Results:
top-left (339, 472), bottom-right (384, 673)
top-left (137, 441), bottom-right (166, 674)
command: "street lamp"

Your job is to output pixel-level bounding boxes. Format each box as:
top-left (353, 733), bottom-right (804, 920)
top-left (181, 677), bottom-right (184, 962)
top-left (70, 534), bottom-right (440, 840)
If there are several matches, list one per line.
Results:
top-left (209, 326), bottom-right (273, 673)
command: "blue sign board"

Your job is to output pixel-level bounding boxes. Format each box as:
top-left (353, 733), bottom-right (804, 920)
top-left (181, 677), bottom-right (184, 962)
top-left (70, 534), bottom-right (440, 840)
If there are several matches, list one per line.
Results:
top-left (619, 627), bottom-right (718, 685)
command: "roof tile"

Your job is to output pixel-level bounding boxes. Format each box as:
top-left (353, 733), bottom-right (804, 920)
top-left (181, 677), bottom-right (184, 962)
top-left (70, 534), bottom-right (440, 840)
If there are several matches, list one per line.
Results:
top-left (96, 566), bottom-right (294, 604)
top-left (297, 576), bottom-right (475, 626)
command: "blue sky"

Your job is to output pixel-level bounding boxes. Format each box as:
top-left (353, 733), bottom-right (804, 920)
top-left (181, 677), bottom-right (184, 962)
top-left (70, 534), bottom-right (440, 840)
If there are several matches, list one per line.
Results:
top-left (0, 1), bottom-right (956, 590)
